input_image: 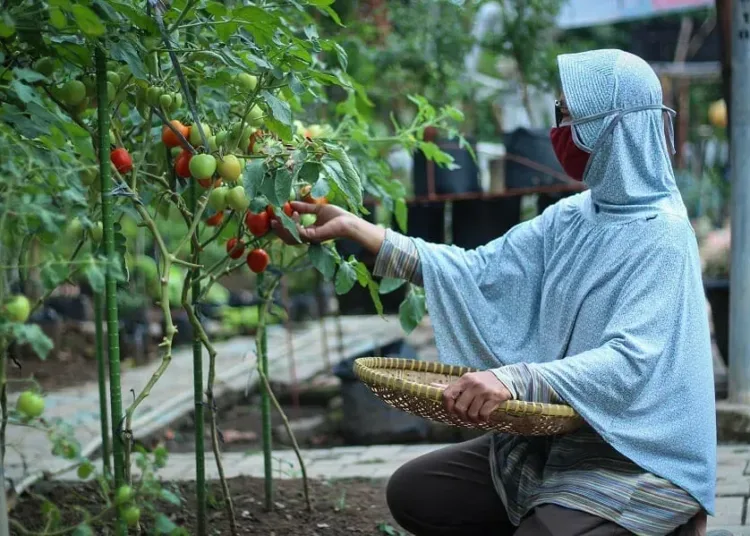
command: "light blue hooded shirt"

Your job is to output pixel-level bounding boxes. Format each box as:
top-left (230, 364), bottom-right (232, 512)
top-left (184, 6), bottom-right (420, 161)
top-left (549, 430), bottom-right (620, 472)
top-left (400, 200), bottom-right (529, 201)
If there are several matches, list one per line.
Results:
top-left (411, 49), bottom-right (717, 515)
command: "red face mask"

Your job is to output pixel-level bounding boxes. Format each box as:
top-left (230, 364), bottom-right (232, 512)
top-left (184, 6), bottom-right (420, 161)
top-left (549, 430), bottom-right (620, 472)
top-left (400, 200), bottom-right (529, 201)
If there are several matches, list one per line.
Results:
top-left (550, 125), bottom-right (590, 181)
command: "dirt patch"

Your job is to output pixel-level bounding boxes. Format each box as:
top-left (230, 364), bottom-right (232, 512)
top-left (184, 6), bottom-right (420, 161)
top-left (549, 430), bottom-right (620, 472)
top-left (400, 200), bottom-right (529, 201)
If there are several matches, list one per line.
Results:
top-left (10, 477), bottom-right (407, 536)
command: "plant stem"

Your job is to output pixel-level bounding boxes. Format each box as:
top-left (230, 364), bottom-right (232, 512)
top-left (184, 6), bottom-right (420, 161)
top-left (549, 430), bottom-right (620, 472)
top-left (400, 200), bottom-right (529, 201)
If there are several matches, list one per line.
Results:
top-left (189, 178), bottom-right (208, 536)
top-left (256, 274), bottom-right (278, 510)
top-left (257, 367), bottom-right (311, 512)
top-left (182, 302), bottom-right (238, 535)
top-left (95, 45), bottom-right (126, 536)
top-left (93, 292), bottom-right (111, 479)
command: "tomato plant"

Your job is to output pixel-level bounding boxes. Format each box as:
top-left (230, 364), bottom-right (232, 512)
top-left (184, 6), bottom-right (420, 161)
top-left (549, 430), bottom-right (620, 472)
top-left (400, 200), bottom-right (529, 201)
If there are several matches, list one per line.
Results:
top-left (0, 0), bottom-right (464, 533)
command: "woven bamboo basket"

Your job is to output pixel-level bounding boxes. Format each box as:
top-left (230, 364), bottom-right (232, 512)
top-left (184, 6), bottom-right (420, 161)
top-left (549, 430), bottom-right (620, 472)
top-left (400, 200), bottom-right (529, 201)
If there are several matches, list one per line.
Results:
top-left (353, 357), bottom-right (584, 436)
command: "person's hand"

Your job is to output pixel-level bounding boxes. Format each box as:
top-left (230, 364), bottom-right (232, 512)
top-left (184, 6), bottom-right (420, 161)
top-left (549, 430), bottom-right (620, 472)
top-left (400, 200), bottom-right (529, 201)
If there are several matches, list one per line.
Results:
top-left (270, 201), bottom-right (357, 245)
top-left (435, 371), bottom-right (513, 423)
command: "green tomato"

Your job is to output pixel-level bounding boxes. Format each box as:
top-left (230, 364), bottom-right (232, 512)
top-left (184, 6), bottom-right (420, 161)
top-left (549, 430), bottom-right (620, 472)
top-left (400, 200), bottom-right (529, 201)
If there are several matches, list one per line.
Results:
top-left (34, 57), bottom-right (55, 77)
top-left (16, 391), bottom-right (44, 418)
top-left (189, 123), bottom-right (211, 147)
top-left (60, 80), bottom-right (86, 107)
top-left (146, 86), bottom-right (162, 107)
top-left (106, 82), bottom-right (116, 102)
top-left (300, 213), bottom-right (317, 227)
top-left (289, 187), bottom-right (297, 201)
top-left (115, 485), bottom-right (134, 505)
top-left (90, 222), bottom-right (103, 243)
top-left (77, 461), bottom-right (94, 479)
top-left (170, 92), bottom-right (182, 112)
top-left (66, 217), bottom-right (84, 241)
top-left (207, 187), bottom-right (228, 211)
top-left (244, 105), bottom-right (264, 127)
top-left (217, 154), bottom-right (242, 182)
top-left (237, 73), bottom-right (258, 91)
top-left (226, 185), bottom-right (249, 212)
top-left (81, 167), bottom-right (98, 186)
top-left (109, 130), bottom-right (116, 146)
top-left (215, 130), bottom-right (228, 147)
top-left (122, 506), bottom-right (141, 527)
top-left (3, 295), bottom-right (31, 323)
top-left (159, 93), bottom-right (173, 109)
top-left (207, 136), bottom-right (218, 153)
top-left (106, 71), bottom-right (121, 88)
top-left (83, 77), bottom-right (97, 98)
top-left (189, 154), bottom-right (217, 180)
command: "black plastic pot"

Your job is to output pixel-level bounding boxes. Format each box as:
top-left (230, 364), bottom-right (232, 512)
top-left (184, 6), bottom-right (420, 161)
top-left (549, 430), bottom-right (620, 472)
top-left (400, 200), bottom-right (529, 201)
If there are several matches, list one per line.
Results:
top-left (413, 138), bottom-right (480, 196)
top-left (451, 198), bottom-right (521, 250)
top-left (705, 279), bottom-right (730, 365)
top-left (403, 202), bottom-right (445, 243)
top-left (504, 128), bottom-right (565, 189)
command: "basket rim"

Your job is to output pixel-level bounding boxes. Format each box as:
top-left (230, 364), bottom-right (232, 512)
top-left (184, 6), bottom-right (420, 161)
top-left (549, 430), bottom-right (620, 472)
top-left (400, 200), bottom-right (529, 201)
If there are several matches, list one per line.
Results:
top-left (353, 356), bottom-right (581, 420)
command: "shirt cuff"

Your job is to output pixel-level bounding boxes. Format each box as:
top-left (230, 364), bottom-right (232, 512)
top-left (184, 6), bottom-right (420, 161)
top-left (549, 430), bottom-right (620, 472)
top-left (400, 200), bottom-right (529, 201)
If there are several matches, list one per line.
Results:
top-left (373, 229), bottom-right (423, 285)
top-left (490, 363), bottom-right (563, 404)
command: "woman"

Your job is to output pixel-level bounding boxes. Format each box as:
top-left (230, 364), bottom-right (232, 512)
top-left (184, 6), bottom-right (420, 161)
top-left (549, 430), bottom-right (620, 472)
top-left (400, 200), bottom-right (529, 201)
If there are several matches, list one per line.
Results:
top-left (273, 49), bottom-right (715, 536)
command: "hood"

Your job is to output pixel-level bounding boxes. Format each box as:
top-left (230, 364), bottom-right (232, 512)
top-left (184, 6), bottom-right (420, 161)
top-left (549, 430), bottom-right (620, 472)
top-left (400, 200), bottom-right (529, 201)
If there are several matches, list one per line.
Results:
top-left (557, 49), bottom-right (687, 220)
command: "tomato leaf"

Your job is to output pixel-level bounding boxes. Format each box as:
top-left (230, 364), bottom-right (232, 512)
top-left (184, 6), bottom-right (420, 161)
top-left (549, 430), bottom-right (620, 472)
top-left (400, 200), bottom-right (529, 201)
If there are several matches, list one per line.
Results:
top-left (159, 489), bottom-right (182, 506)
top-left (368, 279), bottom-right (384, 316)
top-left (273, 168), bottom-right (293, 207)
top-left (379, 278), bottom-right (406, 294)
top-left (41, 261), bottom-right (70, 290)
top-left (399, 286), bottom-right (426, 334)
top-left (394, 198), bottom-right (408, 233)
top-left (109, 39), bottom-right (148, 80)
top-left (261, 90), bottom-right (291, 126)
top-left (278, 212), bottom-right (301, 243)
top-left (334, 261), bottom-right (357, 295)
top-left (332, 42), bottom-right (348, 71)
top-left (13, 67), bottom-right (47, 83)
top-left (10, 80), bottom-right (40, 105)
top-left (243, 160), bottom-right (266, 198)
top-left (264, 115), bottom-right (292, 142)
top-left (84, 259), bottom-right (106, 293)
top-left (296, 162), bottom-right (320, 185)
top-left (48, 7), bottom-right (67, 29)
top-left (70, 5), bottom-right (105, 37)
top-left (325, 147), bottom-right (363, 211)
top-left (308, 243), bottom-right (337, 281)
top-left (154, 514), bottom-right (177, 534)
top-left (11, 324), bottom-right (54, 360)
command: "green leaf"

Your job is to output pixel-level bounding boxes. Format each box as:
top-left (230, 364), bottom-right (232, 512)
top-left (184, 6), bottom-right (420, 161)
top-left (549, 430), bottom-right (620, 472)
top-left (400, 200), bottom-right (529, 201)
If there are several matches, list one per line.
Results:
top-left (278, 212), bottom-right (301, 243)
top-left (84, 260), bottom-right (105, 293)
top-left (154, 514), bottom-right (177, 534)
top-left (394, 198), bottom-right (407, 232)
top-left (321, 5), bottom-right (343, 25)
top-left (243, 160), bottom-right (266, 198)
top-left (308, 0), bottom-right (335, 5)
top-left (333, 42), bottom-right (348, 72)
top-left (261, 90), bottom-right (291, 126)
top-left (41, 262), bottom-right (70, 290)
top-left (13, 67), bottom-right (47, 83)
top-left (264, 116), bottom-right (292, 142)
top-left (418, 141), bottom-right (455, 167)
top-left (308, 244), bottom-right (337, 280)
top-left (110, 39), bottom-right (148, 80)
top-left (12, 324), bottom-right (54, 360)
top-left (0, 14), bottom-right (15, 38)
top-left (159, 489), bottom-right (181, 506)
top-left (70, 5), bottom-right (105, 36)
top-left (399, 287), bottom-right (426, 334)
top-left (323, 147), bottom-right (363, 211)
top-left (48, 7), bottom-right (67, 29)
top-left (10, 80), bottom-right (39, 104)
top-left (368, 280), bottom-right (383, 316)
top-left (379, 277), bottom-right (406, 294)
top-left (297, 162), bottom-right (320, 185)
top-left (334, 261), bottom-right (357, 295)
top-left (274, 168), bottom-right (293, 208)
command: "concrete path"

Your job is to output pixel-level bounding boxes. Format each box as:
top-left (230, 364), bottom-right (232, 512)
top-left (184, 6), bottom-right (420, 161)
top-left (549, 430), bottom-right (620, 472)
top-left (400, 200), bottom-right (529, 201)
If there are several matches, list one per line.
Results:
top-left (5, 315), bottom-right (409, 493)
top-left (51, 442), bottom-right (750, 532)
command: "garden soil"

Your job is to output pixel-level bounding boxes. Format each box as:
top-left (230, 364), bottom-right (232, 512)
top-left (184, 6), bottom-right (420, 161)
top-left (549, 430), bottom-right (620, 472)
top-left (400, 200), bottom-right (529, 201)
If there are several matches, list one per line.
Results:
top-left (10, 477), bottom-right (405, 535)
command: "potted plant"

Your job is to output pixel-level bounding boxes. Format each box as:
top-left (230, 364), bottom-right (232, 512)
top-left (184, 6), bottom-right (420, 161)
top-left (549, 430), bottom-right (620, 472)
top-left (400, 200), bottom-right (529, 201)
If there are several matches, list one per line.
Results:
top-left (700, 221), bottom-right (730, 365)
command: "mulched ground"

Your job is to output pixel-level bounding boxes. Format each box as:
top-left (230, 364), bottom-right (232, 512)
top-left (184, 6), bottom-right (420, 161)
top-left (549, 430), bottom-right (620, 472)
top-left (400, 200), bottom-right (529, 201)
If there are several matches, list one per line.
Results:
top-left (10, 477), bottom-right (406, 535)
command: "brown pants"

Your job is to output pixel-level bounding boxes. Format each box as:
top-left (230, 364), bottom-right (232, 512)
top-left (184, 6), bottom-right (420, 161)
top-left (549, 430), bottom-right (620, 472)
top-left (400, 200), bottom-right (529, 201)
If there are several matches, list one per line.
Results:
top-left (385, 436), bottom-right (707, 536)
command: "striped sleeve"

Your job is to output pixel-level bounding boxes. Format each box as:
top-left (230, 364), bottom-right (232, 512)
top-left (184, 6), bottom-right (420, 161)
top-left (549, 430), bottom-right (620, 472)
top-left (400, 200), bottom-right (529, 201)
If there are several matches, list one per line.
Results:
top-left (373, 229), bottom-right (424, 286)
top-left (491, 363), bottom-right (565, 405)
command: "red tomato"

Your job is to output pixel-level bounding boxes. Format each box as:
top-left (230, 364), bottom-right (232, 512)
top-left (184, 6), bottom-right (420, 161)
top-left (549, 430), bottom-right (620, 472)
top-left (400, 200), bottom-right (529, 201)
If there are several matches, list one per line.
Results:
top-left (226, 238), bottom-right (245, 259)
top-left (174, 150), bottom-right (192, 178)
top-left (247, 130), bottom-right (264, 154)
top-left (198, 178), bottom-right (223, 189)
top-left (265, 202), bottom-right (293, 219)
top-left (110, 148), bottom-right (133, 174)
top-left (206, 211), bottom-right (224, 226)
top-left (246, 248), bottom-right (269, 273)
top-left (162, 120), bottom-right (190, 148)
top-left (244, 210), bottom-right (270, 237)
